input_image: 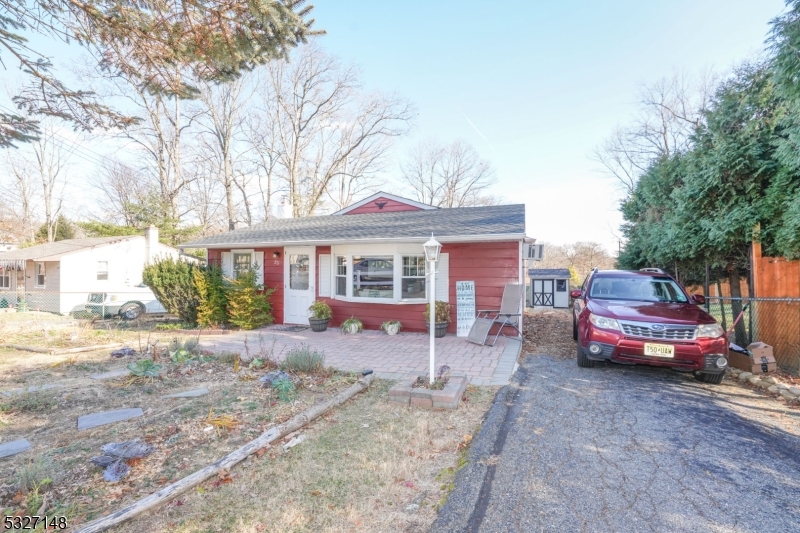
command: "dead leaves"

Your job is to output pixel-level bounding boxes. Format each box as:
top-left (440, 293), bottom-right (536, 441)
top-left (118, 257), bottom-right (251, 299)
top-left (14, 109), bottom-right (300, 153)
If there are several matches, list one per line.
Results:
top-left (456, 434), bottom-right (472, 451)
top-left (204, 408), bottom-right (241, 435)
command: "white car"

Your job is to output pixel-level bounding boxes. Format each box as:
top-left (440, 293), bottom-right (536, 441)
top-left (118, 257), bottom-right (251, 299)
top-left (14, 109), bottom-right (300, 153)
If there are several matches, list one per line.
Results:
top-left (86, 284), bottom-right (167, 320)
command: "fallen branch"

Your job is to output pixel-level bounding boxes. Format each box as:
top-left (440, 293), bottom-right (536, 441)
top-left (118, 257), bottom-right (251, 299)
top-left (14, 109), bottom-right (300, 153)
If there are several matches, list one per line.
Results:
top-left (73, 372), bottom-right (375, 533)
top-left (5, 343), bottom-right (122, 355)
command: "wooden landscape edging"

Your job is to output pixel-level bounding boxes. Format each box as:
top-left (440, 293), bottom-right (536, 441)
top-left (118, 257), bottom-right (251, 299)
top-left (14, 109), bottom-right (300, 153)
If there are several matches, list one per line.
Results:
top-left (6, 343), bottom-right (123, 355)
top-left (72, 372), bottom-right (375, 533)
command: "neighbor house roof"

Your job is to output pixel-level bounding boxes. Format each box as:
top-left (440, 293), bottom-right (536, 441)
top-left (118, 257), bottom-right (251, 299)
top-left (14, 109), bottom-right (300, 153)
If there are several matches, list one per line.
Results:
top-left (0, 236), bottom-right (136, 263)
top-left (529, 268), bottom-right (571, 278)
top-left (181, 204), bottom-right (526, 248)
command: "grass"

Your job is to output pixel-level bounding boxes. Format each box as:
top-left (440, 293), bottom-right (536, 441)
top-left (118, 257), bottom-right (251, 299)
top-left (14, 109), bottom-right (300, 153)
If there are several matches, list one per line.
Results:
top-left (0, 391), bottom-right (58, 413)
top-left (112, 381), bottom-right (497, 533)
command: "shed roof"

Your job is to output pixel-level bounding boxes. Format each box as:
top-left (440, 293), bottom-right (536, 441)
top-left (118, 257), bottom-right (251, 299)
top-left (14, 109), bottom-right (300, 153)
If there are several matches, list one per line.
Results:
top-left (181, 204), bottom-right (526, 248)
top-left (529, 268), bottom-right (571, 278)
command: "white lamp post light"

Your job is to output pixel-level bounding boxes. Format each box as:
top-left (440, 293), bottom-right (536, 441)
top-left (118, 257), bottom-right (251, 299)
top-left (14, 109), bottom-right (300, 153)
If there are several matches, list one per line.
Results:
top-left (423, 234), bottom-right (442, 385)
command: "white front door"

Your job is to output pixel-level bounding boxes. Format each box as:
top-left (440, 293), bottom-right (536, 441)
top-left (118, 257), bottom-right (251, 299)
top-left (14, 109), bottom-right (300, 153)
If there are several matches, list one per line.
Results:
top-left (284, 247), bottom-right (315, 324)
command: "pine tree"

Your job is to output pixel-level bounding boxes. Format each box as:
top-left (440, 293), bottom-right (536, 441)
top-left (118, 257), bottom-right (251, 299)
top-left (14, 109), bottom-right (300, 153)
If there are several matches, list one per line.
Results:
top-left (226, 270), bottom-right (275, 330)
top-left (194, 266), bottom-right (228, 328)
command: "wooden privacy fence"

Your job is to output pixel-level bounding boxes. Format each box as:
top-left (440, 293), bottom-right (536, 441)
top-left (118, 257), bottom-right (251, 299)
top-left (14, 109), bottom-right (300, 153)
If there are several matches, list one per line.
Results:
top-left (706, 297), bottom-right (800, 374)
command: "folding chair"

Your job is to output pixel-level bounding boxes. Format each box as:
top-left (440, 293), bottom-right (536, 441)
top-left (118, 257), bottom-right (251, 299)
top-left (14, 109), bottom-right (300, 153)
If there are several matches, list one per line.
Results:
top-left (466, 283), bottom-right (523, 346)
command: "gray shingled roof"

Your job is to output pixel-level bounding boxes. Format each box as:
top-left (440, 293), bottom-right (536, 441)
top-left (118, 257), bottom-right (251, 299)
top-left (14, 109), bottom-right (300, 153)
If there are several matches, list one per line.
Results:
top-left (181, 204), bottom-right (525, 248)
top-left (529, 268), bottom-right (571, 278)
top-left (0, 236), bottom-right (137, 261)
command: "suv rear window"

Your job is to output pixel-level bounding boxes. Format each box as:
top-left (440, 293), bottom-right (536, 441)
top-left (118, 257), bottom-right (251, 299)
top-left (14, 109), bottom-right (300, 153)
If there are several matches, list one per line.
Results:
top-left (589, 277), bottom-right (688, 303)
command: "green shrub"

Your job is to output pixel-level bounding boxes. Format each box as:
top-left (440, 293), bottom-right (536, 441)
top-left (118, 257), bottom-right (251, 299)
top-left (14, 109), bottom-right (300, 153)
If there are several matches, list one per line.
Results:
top-left (308, 300), bottom-right (332, 319)
top-left (127, 359), bottom-right (163, 378)
top-left (194, 265), bottom-right (228, 328)
top-left (273, 377), bottom-right (296, 403)
top-left (226, 269), bottom-right (275, 330)
top-left (142, 258), bottom-right (200, 324)
top-left (281, 344), bottom-right (325, 373)
top-left (424, 300), bottom-right (451, 323)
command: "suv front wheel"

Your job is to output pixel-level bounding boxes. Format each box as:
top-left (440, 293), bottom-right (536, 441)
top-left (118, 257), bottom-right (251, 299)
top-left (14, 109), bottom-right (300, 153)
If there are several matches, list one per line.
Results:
top-left (576, 343), bottom-right (594, 368)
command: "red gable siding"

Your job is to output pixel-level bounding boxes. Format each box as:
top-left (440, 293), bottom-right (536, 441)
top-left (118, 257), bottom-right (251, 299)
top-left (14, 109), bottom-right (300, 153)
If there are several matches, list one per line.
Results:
top-left (344, 197), bottom-right (424, 215)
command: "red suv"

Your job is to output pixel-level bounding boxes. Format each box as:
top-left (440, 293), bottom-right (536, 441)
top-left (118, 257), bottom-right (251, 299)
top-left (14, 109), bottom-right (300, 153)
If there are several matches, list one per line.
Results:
top-left (572, 268), bottom-right (728, 384)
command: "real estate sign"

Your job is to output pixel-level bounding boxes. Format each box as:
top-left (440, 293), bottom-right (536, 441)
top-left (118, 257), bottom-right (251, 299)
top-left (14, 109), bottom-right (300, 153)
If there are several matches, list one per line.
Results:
top-left (456, 281), bottom-right (476, 337)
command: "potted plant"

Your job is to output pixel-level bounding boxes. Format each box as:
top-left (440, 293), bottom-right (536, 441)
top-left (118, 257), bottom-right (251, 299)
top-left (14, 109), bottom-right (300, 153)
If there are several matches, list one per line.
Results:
top-left (381, 320), bottom-right (402, 336)
top-left (308, 301), bottom-right (332, 332)
top-left (341, 316), bottom-right (363, 335)
top-left (424, 300), bottom-right (451, 338)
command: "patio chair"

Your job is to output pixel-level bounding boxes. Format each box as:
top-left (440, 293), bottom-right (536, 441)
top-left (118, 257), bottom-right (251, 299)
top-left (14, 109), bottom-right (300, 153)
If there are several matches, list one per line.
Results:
top-left (466, 283), bottom-right (524, 346)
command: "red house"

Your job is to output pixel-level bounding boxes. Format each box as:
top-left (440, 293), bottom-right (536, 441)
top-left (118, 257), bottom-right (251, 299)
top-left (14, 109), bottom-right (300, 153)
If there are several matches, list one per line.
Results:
top-left (180, 192), bottom-right (528, 334)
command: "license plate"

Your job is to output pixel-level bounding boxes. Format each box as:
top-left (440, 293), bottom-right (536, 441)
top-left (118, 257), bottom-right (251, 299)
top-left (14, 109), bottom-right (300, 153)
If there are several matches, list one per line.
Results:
top-left (644, 343), bottom-right (674, 358)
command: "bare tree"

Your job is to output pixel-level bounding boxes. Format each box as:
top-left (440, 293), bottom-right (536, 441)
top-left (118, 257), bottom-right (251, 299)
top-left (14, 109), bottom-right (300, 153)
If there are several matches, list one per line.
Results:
top-left (400, 139), bottom-right (498, 207)
top-left (252, 45), bottom-right (414, 217)
top-left (193, 77), bottom-right (253, 229)
top-left (592, 70), bottom-right (717, 194)
top-left (3, 151), bottom-right (39, 242)
top-left (91, 159), bottom-right (155, 226)
top-left (532, 241), bottom-right (616, 284)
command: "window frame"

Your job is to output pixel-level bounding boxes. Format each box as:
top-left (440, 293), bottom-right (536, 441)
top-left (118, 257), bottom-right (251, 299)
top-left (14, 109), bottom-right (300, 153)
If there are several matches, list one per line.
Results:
top-left (330, 244), bottom-right (432, 304)
top-left (0, 271), bottom-right (10, 289)
top-left (230, 249), bottom-right (254, 279)
top-left (334, 256), bottom-right (347, 297)
top-left (36, 262), bottom-right (46, 287)
top-left (400, 255), bottom-right (426, 300)
top-left (97, 261), bottom-right (109, 281)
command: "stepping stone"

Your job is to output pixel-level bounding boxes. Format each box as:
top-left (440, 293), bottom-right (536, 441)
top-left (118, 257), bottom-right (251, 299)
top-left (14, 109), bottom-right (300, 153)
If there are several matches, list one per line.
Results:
top-left (90, 370), bottom-right (128, 380)
top-left (1, 383), bottom-right (62, 397)
top-left (0, 439), bottom-right (31, 458)
top-left (78, 408), bottom-right (143, 430)
top-left (162, 388), bottom-right (210, 398)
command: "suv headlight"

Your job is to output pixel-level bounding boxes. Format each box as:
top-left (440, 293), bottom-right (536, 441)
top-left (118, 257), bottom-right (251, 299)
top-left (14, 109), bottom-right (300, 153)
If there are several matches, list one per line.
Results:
top-left (696, 324), bottom-right (724, 338)
top-left (589, 313), bottom-right (620, 331)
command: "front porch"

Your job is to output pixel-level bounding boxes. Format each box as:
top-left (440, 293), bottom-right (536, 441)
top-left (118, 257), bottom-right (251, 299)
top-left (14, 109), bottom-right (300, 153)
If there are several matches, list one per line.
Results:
top-left (201, 326), bottom-right (521, 386)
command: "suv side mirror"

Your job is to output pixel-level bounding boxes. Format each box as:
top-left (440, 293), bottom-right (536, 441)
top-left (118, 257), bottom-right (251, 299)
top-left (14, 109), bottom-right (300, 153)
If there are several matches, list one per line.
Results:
top-left (691, 294), bottom-right (706, 305)
top-left (569, 289), bottom-right (582, 299)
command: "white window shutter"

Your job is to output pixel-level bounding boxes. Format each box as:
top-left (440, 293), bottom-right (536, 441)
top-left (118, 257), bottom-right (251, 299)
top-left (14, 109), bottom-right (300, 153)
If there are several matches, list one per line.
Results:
top-left (429, 253), bottom-right (449, 303)
top-left (254, 252), bottom-right (265, 285)
top-left (319, 254), bottom-right (331, 297)
top-left (221, 252), bottom-right (233, 278)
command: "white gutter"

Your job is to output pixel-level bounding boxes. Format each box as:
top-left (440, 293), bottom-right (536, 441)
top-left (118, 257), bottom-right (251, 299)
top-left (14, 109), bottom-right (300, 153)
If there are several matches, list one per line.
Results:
top-left (180, 233), bottom-right (527, 249)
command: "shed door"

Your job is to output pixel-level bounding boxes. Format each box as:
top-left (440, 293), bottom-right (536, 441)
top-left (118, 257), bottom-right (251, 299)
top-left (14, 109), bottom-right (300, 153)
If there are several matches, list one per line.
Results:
top-left (532, 279), bottom-right (554, 306)
top-left (284, 247), bottom-right (315, 324)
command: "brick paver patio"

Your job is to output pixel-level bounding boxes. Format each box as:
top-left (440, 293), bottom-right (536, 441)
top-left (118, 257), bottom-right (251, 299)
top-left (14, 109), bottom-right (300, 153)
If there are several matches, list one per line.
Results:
top-left (200, 326), bottom-right (521, 385)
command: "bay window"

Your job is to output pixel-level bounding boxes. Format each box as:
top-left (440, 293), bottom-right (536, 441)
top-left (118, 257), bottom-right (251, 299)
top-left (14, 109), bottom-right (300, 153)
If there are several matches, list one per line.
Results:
top-left (328, 245), bottom-right (446, 304)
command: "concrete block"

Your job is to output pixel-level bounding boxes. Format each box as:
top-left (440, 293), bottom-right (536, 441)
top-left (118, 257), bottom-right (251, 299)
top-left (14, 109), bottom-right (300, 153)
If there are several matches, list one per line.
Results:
top-left (0, 438), bottom-right (31, 458)
top-left (78, 408), bottom-right (143, 430)
top-left (90, 370), bottom-right (128, 380)
top-left (410, 396), bottom-right (432, 408)
top-left (162, 388), bottom-right (210, 398)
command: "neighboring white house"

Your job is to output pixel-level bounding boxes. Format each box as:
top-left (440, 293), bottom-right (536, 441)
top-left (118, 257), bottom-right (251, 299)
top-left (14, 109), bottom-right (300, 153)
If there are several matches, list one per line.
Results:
top-left (0, 226), bottom-right (180, 314)
top-left (0, 242), bottom-right (18, 252)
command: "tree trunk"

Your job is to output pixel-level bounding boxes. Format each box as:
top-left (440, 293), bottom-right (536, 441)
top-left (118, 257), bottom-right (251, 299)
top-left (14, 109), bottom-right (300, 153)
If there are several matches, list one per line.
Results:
top-left (728, 267), bottom-right (747, 346)
top-left (715, 279), bottom-right (728, 334)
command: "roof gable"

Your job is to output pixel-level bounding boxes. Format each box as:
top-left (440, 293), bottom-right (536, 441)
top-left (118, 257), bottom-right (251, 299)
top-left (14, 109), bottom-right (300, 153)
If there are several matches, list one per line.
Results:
top-left (332, 192), bottom-right (437, 215)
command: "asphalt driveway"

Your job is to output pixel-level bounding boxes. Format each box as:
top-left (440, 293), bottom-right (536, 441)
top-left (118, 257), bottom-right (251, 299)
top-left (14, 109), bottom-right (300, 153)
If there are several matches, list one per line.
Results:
top-left (432, 356), bottom-right (800, 533)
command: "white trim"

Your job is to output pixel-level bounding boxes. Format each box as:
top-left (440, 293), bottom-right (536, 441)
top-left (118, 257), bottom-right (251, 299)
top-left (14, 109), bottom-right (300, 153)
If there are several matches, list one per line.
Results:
top-left (331, 191), bottom-right (437, 215)
top-left (188, 233), bottom-right (526, 249)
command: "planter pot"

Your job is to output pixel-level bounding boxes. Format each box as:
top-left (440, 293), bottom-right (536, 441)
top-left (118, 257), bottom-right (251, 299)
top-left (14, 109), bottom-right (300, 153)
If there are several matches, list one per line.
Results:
top-left (343, 323), bottom-right (361, 334)
top-left (425, 322), bottom-right (449, 338)
top-left (309, 318), bottom-right (330, 332)
top-left (383, 323), bottom-right (401, 336)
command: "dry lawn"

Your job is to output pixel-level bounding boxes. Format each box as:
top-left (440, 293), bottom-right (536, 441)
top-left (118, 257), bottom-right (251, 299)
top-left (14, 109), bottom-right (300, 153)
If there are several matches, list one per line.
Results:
top-left (0, 313), bottom-right (498, 532)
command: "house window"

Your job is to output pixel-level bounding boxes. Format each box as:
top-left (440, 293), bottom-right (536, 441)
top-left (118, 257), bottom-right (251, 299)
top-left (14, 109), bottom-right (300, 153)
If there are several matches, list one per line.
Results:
top-left (335, 256), bottom-right (347, 296)
top-left (556, 279), bottom-right (567, 292)
top-left (401, 255), bottom-right (426, 299)
top-left (352, 256), bottom-right (393, 298)
top-left (97, 261), bottom-right (109, 281)
top-left (289, 254), bottom-right (310, 290)
top-left (36, 263), bottom-right (46, 287)
top-left (0, 271), bottom-right (10, 289)
top-left (233, 252), bottom-right (253, 278)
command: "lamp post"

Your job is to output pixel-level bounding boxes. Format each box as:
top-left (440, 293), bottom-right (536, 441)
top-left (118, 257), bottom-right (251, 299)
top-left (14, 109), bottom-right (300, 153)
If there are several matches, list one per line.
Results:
top-left (423, 234), bottom-right (442, 385)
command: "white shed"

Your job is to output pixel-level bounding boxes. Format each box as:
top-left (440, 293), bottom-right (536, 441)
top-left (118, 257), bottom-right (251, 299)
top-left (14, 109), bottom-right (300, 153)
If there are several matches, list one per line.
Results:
top-left (528, 268), bottom-right (571, 309)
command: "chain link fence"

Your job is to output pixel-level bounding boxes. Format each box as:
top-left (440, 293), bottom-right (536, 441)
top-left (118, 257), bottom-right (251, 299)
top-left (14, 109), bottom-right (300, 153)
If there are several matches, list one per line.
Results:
top-left (706, 296), bottom-right (800, 374)
top-left (0, 291), bottom-right (162, 318)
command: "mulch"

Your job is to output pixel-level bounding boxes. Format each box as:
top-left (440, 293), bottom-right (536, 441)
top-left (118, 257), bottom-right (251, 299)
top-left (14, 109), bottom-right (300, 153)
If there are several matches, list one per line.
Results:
top-left (522, 310), bottom-right (576, 360)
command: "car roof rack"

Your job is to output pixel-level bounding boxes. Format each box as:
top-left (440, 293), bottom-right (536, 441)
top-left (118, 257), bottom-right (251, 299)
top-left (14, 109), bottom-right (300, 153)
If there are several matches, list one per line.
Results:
top-left (639, 268), bottom-right (665, 274)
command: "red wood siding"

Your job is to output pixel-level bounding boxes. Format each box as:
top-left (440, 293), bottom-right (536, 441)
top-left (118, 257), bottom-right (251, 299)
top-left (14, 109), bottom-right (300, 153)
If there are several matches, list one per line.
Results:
top-left (314, 241), bottom-right (520, 333)
top-left (210, 242), bottom-right (521, 334)
top-left (344, 197), bottom-right (424, 215)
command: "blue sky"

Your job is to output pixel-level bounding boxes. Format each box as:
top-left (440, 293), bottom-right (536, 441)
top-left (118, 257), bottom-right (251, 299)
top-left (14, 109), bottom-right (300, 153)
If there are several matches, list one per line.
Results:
top-left (312, 0), bottom-right (786, 252)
